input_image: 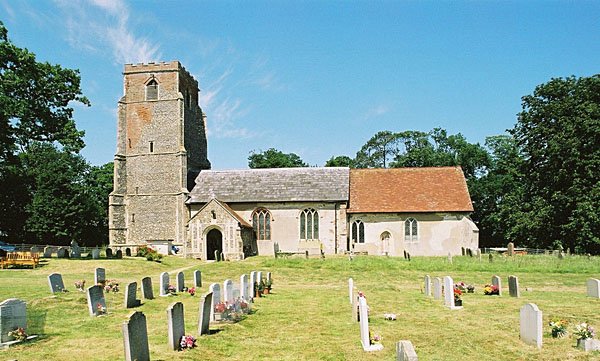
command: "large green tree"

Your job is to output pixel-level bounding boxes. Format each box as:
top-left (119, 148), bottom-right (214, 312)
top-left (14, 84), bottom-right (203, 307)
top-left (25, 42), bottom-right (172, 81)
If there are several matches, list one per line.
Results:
top-left (510, 75), bottom-right (600, 252)
top-left (248, 148), bottom-right (308, 168)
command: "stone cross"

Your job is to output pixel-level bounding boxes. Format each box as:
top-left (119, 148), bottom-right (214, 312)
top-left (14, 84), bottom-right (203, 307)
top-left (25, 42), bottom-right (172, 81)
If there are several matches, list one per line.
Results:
top-left (86, 285), bottom-right (107, 317)
top-left (198, 292), bottom-right (213, 335)
top-left (125, 282), bottom-right (141, 308)
top-left (358, 296), bottom-right (383, 352)
top-left (508, 275), bottom-right (520, 297)
top-left (444, 276), bottom-right (461, 309)
top-left (424, 275), bottom-right (431, 297)
top-left (433, 277), bottom-right (442, 300)
top-left (122, 311), bottom-right (150, 361)
top-left (396, 340), bottom-right (418, 361)
top-left (193, 270), bottom-right (202, 287)
top-left (91, 248), bottom-right (100, 259)
top-left (0, 298), bottom-right (27, 343)
top-left (95, 267), bottom-right (106, 285)
top-left (520, 303), bottom-right (542, 349)
top-left (223, 279), bottom-right (233, 303)
top-left (507, 242), bottom-right (515, 256)
top-left (587, 278), bottom-right (600, 298)
top-left (209, 283), bottom-right (221, 322)
top-left (48, 273), bottom-right (65, 293)
top-left (492, 275), bottom-right (502, 296)
top-left (167, 302), bottom-right (185, 351)
top-left (160, 272), bottom-right (170, 296)
top-left (176, 272), bottom-right (185, 292)
top-left (348, 278), bottom-right (354, 304)
top-left (240, 274), bottom-right (249, 300)
top-left (141, 277), bottom-right (154, 300)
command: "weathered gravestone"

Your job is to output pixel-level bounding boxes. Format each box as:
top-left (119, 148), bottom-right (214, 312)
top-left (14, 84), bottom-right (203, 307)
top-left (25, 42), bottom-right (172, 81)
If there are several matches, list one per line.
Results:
top-left (122, 311), bottom-right (150, 361)
top-left (141, 277), bottom-right (154, 300)
top-left (125, 248), bottom-right (132, 257)
top-left (358, 296), bottom-right (383, 352)
top-left (489, 253), bottom-right (494, 263)
top-left (43, 246), bottom-right (52, 258)
top-left (167, 302), bottom-right (185, 351)
top-left (70, 241), bottom-right (81, 258)
top-left (396, 340), bottom-right (418, 361)
top-left (507, 242), bottom-right (515, 256)
top-left (444, 276), bottom-right (461, 310)
top-left (461, 247), bottom-right (465, 256)
top-left (240, 274), bottom-right (249, 300)
top-left (209, 283), bottom-right (221, 322)
top-left (577, 338), bottom-right (600, 352)
top-left (250, 271), bottom-right (257, 297)
top-left (176, 272), bottom-right (185, 292)
top-left (115, 249), bottom-right (123, 259)
top-left (91, 248), bottom-right (100, 259)
top-left (160, 272), bottom-right (170, 296)
top-left (349, 278), bottom-right (354, 304)
top-left (266, 272), bottom-right (272, 284)
top-left (424, 275), bottom-right (431, 297)
top-left (48, 273), bottom-right (65, 293)
top-left (508, 275), bottom-right (520, 298)
top-left (433, 277), bottom-right (442, 300)
top-left (223, 279), bottom-right (233, 303)
top-left (492, 275), bottom-right (502, 296)
top-left (57, 247), bottom-right (68, 258)
top-left (476, 248), bottom-right (481, 261)
top-left (0, 298), bottom-right (27, 344)
top-left (193, 270), bottom-right (202, 288)
top-left (520, 303), bottom-right (542, 349)
top-left (95, 267), bottom-right (106, 286)
top-left (587, 278), bottom-right (600, 298)
top-left (86, 285), bottom-right (107, 316)
top-left (125, 282), bottom-right (141, 308)
top-left (105, 248), bottom-right (113, 258)
top-left (197, 292), bottom-right (213, 336)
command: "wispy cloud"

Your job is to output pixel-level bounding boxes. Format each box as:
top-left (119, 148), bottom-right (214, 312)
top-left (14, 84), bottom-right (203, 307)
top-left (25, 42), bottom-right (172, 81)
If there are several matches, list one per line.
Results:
top-left (0, 1), bottom-right (16, 22)
top-left (206, 97), bottom-right (257, 139)
top-left (363, 104), bottom-right (391, 120)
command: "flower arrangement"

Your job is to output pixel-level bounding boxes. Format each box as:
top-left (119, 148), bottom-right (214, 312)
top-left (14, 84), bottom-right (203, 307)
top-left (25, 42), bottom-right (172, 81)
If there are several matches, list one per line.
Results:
top-left (240, 300), bottom-right (249, 312)
top-left (573, 322), bottom-right (596, 340)
top-left (214, 301), bottom-right (228, 313)
top-left (167, 284), bottom-right (176, 295)
top-left (187, 287), bottom-right (195, 296)
top-left (453, 287), bottom-right (463, 302)
top-left (74, 280), bottom-right (86, 291)
top-left (384, 313), bottom-right (396, 321)
top-left (96, 302), bottom-right (106, 315)
top-left (103, 280), bottom-right (119, 293)
top-left (357, 291), bottom-right (366, 299)
top-left (483, 284), bottom-right (499, 295)
top-left (214, 300), bottom-right (246, 321)
top-left (466, 284), bottom-right (475, 293)
top-left (8, 327), bottom-right (27, 341)
top-left (179, 335), bottom-right (197, 350)
top-left (549, 319), bottom-right (568, 338)
top-left (369, 330), bottom-right (382, 345)
top-left (137, 245), bottom-right (163, 262)
top-left (454, 282), bottom-right (466, 293)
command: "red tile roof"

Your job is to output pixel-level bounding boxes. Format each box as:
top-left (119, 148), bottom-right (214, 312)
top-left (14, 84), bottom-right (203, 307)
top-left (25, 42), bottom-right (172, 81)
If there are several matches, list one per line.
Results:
top-left (347, 167), bottom-right (474, 213)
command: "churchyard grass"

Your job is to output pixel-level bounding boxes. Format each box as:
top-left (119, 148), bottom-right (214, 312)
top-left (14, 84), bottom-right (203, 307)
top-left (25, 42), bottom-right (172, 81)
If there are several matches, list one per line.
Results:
top-left (0, 254), bottom-right (599, 360)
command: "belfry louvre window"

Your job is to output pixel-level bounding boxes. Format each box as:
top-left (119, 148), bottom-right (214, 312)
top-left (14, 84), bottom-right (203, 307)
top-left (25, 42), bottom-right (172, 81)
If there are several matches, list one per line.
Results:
top-left (405, 218), bottom-right (418, 242)
top-left (300, 208), bottom-right (319, 240)
top-left (252, 208), bottom-right (271, 240)
top-left (351, 220), bottom-right (365, 243)
top-left (146, 79), bottom-right (158, 100)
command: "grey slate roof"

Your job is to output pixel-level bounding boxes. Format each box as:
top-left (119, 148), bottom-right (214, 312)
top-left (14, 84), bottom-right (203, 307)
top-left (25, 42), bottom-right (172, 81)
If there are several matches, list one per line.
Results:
top-left (187, 167), bottom-right (350, 204)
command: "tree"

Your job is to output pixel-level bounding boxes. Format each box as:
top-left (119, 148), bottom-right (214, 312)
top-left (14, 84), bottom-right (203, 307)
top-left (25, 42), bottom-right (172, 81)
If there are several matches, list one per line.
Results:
top-left (325, 155), bottom-right (354, 168)
top-left (510, 75), bottom-right (600, 252)
top-left (248, 148), bottom-right (308, 168)
top-left (354, 131), bottom-right (402, 168)
top-left (82, 162), bottom-right (114, 246)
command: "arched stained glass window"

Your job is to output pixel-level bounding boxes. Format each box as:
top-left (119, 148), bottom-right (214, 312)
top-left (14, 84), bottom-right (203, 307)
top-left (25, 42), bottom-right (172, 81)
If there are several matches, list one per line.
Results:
top-left (252, 208), bottom-right (271, 240)
top-left (300, 208), bottom-right (319, 240)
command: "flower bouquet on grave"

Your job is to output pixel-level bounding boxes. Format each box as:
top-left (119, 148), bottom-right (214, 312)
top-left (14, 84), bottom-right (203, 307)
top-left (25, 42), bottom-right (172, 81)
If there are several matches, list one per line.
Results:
top-left (549, 319), bottom-right (568, 338)
top-left (483, 284), bottom-right (499, 295)
top-left (188, 287), bottom-right (196, 296)
top-left (167, 284), bottom-right (177, 295)
top-left (466, 284), bottom-right (475, 293)
top-left (74, 280), bottom-right (86, 292)
top-left (265, 279), bottom-right (272, 293)
top-left (573, 322), bottom-right (595, 340)
top-left (240, 299), bottom-right (250, 314)
top-left (453, 287), bottom-right (463, 306)
top-left (103, 280), bottom-right (119, 293)
top-left (179, 335), bottom-right (197, 350)
top-left (369, 330), bottom-right (382, 345)
top-left (454, 282), bottom-right (466, 293)
top-left (96, 302), bottom-right (106, 315)
top-left (8, 327), bottom-right (28, 342)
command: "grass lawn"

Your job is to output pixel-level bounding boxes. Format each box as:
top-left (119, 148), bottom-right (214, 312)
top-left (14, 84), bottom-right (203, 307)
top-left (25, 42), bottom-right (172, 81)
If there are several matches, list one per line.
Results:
top-left (0, 254), bottom-right (599, 360)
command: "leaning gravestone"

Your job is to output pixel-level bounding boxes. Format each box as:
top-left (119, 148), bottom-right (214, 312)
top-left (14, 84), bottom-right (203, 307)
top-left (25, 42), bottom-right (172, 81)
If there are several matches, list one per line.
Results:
top-left (86, 285), bottom-right (107, 317)
top-left (105, 248), bottom-right (113, 258)
top-left (115, 249), bottom-right (123, 259)
top-left (492, 275), bottom-right (502, 296)
top-left (122, 311), bottom-right (150, 361)
top-left (43, 246), bottom-right (52, 258)
top-left (520, 303), bottom-right (542, 349)
top-left (444, 276), bottom-right (461, 310)
top-left (508, 275), bottom-right (520, 297)
top-left (223, 279), bottom-right (233, 303)
top-left (70, 240), bottom-right (81, 258)
top-left (240, 274), bottom-right (249, 300)
top-left (198, 292), bottom-right (213, 336)
top-left (209, 283), bottom-right (221, 322)
top-left (358, 296), bottom-right (383, 352)
top-left (167, 302), bottom-right (185, 351)
top-left (193, 270), bottom-right (202, 287)
top-left (48, 273), bottom-right (66, 293)
top-left (396, 340), bottom-right (418, 361)
top-left (95, 267), bottom-right (106, 285)
top-left (433, 277), bottom-right (442, 300)
top-left (507, 242), bottom-right (515, 256)
top-left (176, 272), bottom-right (185, 292)
top-left (0, 298), bottom-right (27, 343)
top-left (587, 278), bottom-right (600, 298)
top-left (91, 248), bottom-right (100, 259)
top-left (250, 271), bottom-right (257, 297)
top-left (160, 272), bottom-right (170, 296)
top-left (349, 278), bottom-right (354, 304)
top-left (424, 275), bottom-right (431, 297)
top-left (141, 277), bottom-right (154, 300)
top-left (125, 282), bottom-right (141, 308)
top-left (57, 247), bottom-right (68, 258)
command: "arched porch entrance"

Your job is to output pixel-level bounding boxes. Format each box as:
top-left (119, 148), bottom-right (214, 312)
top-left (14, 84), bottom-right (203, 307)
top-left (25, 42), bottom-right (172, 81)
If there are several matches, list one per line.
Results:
top-left (206, 228), bottom-right (223, 260)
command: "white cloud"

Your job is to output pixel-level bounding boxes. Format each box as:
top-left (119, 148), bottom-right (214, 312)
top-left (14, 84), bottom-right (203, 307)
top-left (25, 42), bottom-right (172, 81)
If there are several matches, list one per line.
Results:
top-left (206, 96), bottom-right (257, 139)
top-left (363, 104), bottom-right (391, 120)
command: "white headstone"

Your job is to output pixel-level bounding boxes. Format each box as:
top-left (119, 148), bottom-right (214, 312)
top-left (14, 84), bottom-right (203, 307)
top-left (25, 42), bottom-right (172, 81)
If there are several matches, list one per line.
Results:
top-left (0, 298), bottom-right (27, 343)
top-left (424, 275), bottom-right (431, 297)
top-left (492, 275), bottom-right (502, 296)
top-left (48, 273), bottom-right (65, 293)
top-left (209, 283), bottom-right (221, 321)
top-left (240, 274), bottom-right (249, 300)
top-left (86, 285), bottom-right (107, 316)
top-left (396, 340), bottom-right (418, 361)
top-left (349, 278), bottom-right (354, 304)
top-left (94, 267), bottom-right (106, 285)
top-left (91, 248), bottom-right (100, 259)
top-left (433, 277), bottom-right (442, 300)
top-left (266, 272), bottom-right (272, 284)
top-left (176, 272), bottom-right (185, 292)
top-left (122, 311), bottom-right (150, 361)
top-left (519, 303), bottom-right (542, 349)
top-left (193, 270), bottom-right (202, 288)
top-left (223, 279), bottom-right (234, 303)
top-left (586, 278), bottom-right (600, 298)
top-left (167, 302), bottom-right (185, 351)
top-left (358, 296), bottom-right (383, 352)
top-left (444, 276), bottom-right (461, 310)
top-left (256, 271), bottom-right (263, 286)
top-left (250, 271), bottom-right (257, 297)
top-left (160, 272), bottom-right (169, 296)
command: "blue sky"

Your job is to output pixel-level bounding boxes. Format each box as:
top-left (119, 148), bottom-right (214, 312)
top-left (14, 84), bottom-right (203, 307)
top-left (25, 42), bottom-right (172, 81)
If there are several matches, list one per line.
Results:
top-left (1, 1), bottom-right (599, 169)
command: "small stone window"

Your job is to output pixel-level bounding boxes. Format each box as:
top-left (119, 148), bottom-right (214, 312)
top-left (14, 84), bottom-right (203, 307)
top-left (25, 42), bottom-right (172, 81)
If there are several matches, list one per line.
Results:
top-left (146, 79), bottom-right (158, 100)
top-left (128, 138), bottom-right (132, 149)
top-left (149, 141), bottom-right (154, 153)
top-left (405, 218), bottom-right (418, 242)
top-left (131, 213), bottom-right (135, 223)
top-left (351, 220), bottom-right (364, 243)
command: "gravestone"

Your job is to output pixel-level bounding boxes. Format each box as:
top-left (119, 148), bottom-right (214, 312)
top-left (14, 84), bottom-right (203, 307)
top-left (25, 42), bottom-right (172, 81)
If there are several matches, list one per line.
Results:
top-left (223, 279), bottom-right (233, 303)
top-left (198, 292), bottom-right (213, 335)
top-left (167, 302), bottom-right (185, 351)
top-left (91, 248), bottom-right (100, 259)
top-left (95, 267), bottom-right (106, 285)
top-left (396, 340), bottom-right (418, 361)
top-left (424, 275), bottom-right (431, 297)
top-left (492, 275), bottom-right (502, 296)
top-left (577, 338), bottom-right (600, 352)
top-left (70, 240), bottom-right (81, 258)
top-left (122, 311), bottom-right (150, 361)
top-left (86, 285), bottom-right (107, 316)
top-left (558, 251), bottom-right (564, 260)
top-left (433, 277), bottom-right (442, 300)
top-left (48, 273), bottom-right (65, 293)
top-left (160, 272), bottom-right (170, 296)
top-left (176, 272), bottom-right (185, 292)
top-left (489, 253), bottom-right (494, 263)
top-left (125, 282), bottom-right (141, 308)
top-left (193, 270), bottom-right (202, 287)
top-left (587, 278), bottom-right (600, 298)
top-left (507, 242), bottom-right (515, 256)
top-left (0, 298), bottom-right (27, 343)
top-left (209, 283), bottom-right (221, 322)
top-left (105, 248), bottom-right (113, 258)
top-left (43, 246), bottom-right (52, 258)
top-left (266, 272), bottom-right (272, 284)
top-left (358, 296), bottom-right (383, 351)
top-left (520, 303), bottom-right (542, 349)
top-left (141, 277), bottom-right (154, 300)
top-left (240, 274), bottom-right (249, 300)
top-left (447, 253), bottom-right (452, 264)
top-left (250, 271), bottom-right (257, 297)
top-left (461, 247), bottom-right (465, 256)
top-left (349, 278), bottom-right (354, 304)
top-left (444, 276), bottom-right (461, 309)
top-left (508, 275), bottom-right (520, 297)
top-left (476, 248), bottom-right (481, 261)
top-left (256, 271), bottom-right (263, 286)
top-left (57, 247), bottom-right (68, 258)
top-left (115, 249), bottom-right (123, 259)
top-left (125, 248), bottom-right (132, 257)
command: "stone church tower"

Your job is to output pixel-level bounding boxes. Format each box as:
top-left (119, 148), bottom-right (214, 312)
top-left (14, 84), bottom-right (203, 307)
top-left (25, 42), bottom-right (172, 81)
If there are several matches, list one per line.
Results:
top-left (109, 61), bottom-right (210, 248)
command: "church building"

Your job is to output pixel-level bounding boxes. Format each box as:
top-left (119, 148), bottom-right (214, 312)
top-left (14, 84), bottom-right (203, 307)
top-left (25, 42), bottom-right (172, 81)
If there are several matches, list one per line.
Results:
top-left (108, 61), bottom-right (479, 259)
